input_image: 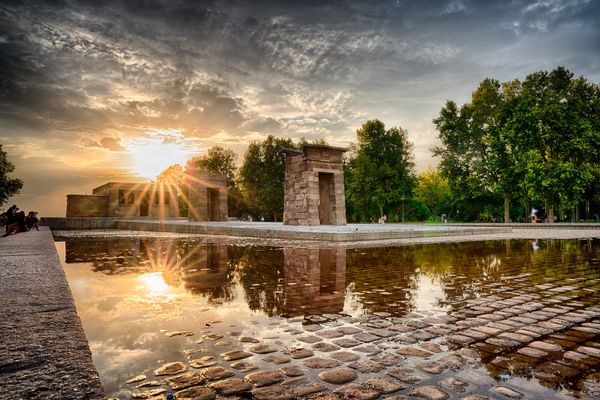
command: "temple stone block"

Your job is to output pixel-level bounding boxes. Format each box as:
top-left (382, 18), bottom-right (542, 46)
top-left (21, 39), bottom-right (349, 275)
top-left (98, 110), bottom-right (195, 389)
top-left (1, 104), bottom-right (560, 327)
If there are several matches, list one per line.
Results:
top-left (187, 167), bottom-right (228, 222)
top-left (283, 144), bottom-right (347, 225)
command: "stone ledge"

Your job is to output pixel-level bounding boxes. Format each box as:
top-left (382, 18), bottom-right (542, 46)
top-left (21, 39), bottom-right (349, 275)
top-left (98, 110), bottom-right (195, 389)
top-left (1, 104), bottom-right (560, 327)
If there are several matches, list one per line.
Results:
top-left (0, 227), bottom-right (104, 399)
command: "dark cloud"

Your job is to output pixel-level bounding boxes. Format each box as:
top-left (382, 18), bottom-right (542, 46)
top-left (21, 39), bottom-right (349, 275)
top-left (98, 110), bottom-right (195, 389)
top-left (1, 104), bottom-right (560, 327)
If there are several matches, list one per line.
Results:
top-left (99, 137), bottom-right (125, 151)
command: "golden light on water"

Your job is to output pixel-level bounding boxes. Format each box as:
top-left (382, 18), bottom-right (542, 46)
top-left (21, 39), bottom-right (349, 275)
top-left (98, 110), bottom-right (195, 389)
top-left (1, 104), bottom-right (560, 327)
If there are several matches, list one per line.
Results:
top-left (138, 272), bottom-right (169, 293)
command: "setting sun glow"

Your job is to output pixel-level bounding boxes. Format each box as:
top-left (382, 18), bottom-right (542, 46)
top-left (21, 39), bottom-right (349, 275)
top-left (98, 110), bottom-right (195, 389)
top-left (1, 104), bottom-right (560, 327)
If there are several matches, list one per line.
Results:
top-left (139, 272), bottom-right (169, 293)
top-left (127, 131), bottom-right (196, 179)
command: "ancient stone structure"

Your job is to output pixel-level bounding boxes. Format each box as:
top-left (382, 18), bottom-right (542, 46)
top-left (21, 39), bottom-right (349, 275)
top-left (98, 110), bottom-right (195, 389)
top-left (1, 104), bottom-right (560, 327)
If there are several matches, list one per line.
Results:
top-left (283, 144), bottom-right (348, 225)
top-left (66, 182), bottom-right (179, 219)
top-left (66, 194), bottom-right (109, 217)
top-left (187, 168), bottom-right (228, 222)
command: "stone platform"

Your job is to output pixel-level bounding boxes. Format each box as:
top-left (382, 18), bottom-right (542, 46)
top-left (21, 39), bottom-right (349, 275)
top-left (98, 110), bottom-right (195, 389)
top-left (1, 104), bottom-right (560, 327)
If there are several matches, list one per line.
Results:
top-left (0, 227), bottom-right (104, 399)
top-left (42, 218), bottom-right (514, 242)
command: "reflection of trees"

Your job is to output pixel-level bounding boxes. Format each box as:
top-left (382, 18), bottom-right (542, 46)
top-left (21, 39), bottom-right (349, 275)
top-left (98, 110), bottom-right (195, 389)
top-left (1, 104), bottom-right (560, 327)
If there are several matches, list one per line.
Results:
top-left (439, 238), bottom-right (600, 397)
top-left (65, 238), bottom-right (165, 275)
top-left (232, 246), bottom-right (286, 317)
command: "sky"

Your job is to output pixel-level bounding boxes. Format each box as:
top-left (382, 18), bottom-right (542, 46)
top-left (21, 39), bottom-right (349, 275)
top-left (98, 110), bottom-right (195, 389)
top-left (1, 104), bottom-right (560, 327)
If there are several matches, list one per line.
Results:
top-left (1, 0), bottom-right (599, 216)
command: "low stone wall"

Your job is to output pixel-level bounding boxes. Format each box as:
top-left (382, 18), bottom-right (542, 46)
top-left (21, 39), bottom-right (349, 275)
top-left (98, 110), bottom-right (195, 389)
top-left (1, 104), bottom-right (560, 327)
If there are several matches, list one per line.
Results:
top-left (42, 218), bottom-right (515, 241)
top-left (41, 217), bottom-right (118, 230)
top-left (0, 227), bottom-right (104, 399)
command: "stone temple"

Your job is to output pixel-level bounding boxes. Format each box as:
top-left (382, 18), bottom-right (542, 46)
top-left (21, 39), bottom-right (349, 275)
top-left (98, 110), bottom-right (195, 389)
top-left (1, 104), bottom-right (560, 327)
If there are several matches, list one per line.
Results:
top-left (283, 144), bottom-right (348, 226)
top-left (66, 167), bottom-right (229, 222)
top-left (186, 167), bottom-right (228, 222)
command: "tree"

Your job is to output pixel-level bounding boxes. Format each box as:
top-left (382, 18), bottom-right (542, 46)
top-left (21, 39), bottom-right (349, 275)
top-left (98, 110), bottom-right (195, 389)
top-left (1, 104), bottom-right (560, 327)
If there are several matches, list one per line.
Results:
top-left (346, 120), bottom-right (416, 220)
top-left (238, 135), bottom-right (297, 221)
top-left (433, 66), bottom-right (600, 223)
top-left (414, 167), bottom-right (452, 217)
top-left (505, 67), bottom-right (600, 221)
top-left (433, 79), bottom-right (518, 223)
top-left (186, 146), bottom-right (237, 187)
top-left (0, 144), bottom-right (23, 208)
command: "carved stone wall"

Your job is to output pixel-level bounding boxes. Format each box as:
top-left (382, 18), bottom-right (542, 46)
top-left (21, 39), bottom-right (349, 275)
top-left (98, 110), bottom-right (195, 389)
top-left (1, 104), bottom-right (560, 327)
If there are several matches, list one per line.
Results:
top-left (67, 182), bottom-right (179, 218)
top-left (66, 195), bottom-right (109, 217)
top-left (283, 144), bottom-right (347, 225)
top-left (187, 168), bottom-right (228, 222)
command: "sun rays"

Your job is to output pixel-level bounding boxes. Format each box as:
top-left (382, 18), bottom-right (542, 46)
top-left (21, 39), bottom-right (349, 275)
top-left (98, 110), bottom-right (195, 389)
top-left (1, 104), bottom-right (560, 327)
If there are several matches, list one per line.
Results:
top-left (126, 130), bottom-right (197, 179)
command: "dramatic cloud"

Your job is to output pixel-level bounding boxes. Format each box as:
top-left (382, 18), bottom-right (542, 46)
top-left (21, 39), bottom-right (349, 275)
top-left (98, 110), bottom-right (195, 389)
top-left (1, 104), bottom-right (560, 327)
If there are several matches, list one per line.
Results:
top-left (1, 0), bottom-right (598, 215)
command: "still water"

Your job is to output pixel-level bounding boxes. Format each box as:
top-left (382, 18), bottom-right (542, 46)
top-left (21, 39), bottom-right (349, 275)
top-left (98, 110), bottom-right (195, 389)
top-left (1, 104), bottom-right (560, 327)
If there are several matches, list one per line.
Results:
top-left (55, 235), bottom-right (600, 399)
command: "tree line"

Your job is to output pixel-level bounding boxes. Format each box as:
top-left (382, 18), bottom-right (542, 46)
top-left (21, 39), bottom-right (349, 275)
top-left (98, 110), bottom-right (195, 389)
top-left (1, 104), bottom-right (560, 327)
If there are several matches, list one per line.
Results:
top-left (1, 66), bottom-right (598, 222)
top-left (152, 66), bottom-right (599, 223)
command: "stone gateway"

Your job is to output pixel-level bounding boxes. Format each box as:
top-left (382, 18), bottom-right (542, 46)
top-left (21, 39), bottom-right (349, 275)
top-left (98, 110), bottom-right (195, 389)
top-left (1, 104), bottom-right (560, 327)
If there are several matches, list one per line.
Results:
top-left (283, 144), bottom-right (347, 226)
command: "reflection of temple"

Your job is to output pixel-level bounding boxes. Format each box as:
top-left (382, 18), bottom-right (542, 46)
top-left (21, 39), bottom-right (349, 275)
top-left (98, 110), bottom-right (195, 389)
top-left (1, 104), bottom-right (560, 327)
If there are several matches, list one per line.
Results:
top-left (282, 248), bottom-right (346, 316)
top-left (180, 242), bottom-right (230, 299)
top-left (64, 239), bottom-right (179, 279)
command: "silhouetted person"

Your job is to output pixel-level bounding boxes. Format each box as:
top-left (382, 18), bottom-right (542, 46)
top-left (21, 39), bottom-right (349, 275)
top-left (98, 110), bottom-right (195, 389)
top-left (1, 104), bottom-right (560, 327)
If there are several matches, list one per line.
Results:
top-left (5, 205), bottom-right (17, 232)
top-left (26, 211), bottom-right (39, 231)
top-left (3, 211), bottom-right (26, 237)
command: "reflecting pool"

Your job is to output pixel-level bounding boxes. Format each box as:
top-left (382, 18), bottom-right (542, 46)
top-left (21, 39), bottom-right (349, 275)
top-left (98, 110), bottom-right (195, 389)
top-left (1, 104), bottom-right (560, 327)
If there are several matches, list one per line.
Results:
top-left (55, 235), bottom-right (600, 399)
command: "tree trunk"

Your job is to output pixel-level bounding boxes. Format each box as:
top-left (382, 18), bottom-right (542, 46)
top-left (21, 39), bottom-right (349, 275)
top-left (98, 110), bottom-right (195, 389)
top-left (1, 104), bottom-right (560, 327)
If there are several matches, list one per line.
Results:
top-left (585, 199), bottom-right (590, 220)
top-left (524, 193), bottom-right (530, 222)
top-left (503, 193), bottom-right (510, 223)
top-left (547, 207), bottom-right (555, 223)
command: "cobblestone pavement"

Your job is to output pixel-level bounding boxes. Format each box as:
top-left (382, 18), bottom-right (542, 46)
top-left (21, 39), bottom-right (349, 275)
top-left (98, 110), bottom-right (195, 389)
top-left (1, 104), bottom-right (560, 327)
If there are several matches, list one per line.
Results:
top-left (120, 271), bottom-right (600, 400)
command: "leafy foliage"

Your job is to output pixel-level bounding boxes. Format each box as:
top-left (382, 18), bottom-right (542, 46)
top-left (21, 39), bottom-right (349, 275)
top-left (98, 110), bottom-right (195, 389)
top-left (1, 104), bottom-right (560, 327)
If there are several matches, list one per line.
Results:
top-left (434, 66), bottom-right (600, 222)
top-left (345, 120), bottom-right (416, 221)
top-left (414, 167), bottom-right (452, 217)
top-left (0, 144), bottom-right (23, 208)
top-left (186, 146), bottom-right (237, 188)
top-left (238, 135), bottom-right (297, 221)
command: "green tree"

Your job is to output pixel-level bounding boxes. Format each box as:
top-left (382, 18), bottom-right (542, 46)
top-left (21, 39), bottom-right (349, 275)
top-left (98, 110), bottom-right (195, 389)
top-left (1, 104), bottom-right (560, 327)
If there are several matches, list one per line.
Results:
top-left (238, 135), bottom-right (297, 221)
top-left (0, 144), bottom-right (23, 208)
top-left (186, 146), bottom-right (237, 187)
top-left (433, 79), bottom-right (518, 223)
top-left (414, 167), bottom-right (452, 217)
top-left (346, 120), bottom-right (416, 220)
top-left (505, 67), bottom-right (600, 221)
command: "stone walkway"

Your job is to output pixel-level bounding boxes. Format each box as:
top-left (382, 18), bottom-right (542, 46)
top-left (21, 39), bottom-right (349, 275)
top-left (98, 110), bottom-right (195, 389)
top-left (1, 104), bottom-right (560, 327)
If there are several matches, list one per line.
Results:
top-left (0, 227), bottom-right (104, 399)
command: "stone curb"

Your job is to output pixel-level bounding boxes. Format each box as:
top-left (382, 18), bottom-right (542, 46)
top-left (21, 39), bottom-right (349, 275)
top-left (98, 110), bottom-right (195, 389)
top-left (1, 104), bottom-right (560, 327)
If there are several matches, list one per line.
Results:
top-left (0, 227), bottom-right (104, 399)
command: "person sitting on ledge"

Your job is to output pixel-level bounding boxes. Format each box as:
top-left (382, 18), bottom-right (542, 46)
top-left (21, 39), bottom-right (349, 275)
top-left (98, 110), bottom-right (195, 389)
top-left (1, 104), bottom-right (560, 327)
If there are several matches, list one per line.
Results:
top-left (26, 211), bottom-right (39, 231)
top-left (2, 210), bottom-right (26, 237)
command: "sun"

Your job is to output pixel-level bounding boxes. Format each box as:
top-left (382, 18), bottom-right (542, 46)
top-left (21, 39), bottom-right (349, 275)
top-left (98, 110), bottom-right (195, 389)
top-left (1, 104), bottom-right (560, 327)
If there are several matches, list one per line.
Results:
top-left (127, 131), bottom-right (195, 179)
top-left (139, 272), bottom-right (169, 293)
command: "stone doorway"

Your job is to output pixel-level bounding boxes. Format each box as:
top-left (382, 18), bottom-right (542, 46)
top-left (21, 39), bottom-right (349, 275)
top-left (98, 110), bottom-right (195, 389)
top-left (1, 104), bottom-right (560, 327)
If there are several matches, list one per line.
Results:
top-left (318, 173), bottom-right (334, 224)
top-left (140, 193), bottom-right (149, 216)
top-left (207, 188), bottom-right (220, 221)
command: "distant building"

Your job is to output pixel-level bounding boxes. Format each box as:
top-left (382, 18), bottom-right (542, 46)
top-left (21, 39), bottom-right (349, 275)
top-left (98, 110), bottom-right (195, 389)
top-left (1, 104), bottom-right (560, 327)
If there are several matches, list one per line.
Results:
top-left (283, 144), bottom-right (348, 225)
top-left (186, 167), bottom-right (228, 222)
top-left (66, 182), bottom-right (179, 219)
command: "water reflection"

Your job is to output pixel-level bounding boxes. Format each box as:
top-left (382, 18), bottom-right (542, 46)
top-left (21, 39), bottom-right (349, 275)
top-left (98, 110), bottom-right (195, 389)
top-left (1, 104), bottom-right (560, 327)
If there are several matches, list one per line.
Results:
top-left (57, 237), bottom-right (600, 399)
